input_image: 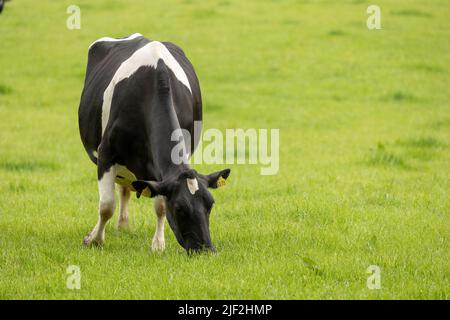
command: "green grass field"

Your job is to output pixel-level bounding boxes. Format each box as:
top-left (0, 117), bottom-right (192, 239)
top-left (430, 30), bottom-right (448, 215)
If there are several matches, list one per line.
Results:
top-left (0, 0), bottom-right (449, 299)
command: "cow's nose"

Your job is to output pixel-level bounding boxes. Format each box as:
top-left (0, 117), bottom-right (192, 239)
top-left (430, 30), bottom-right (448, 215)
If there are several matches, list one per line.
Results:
top-left (200, 243), bottom-right (216, 254)
top-left (185, 242), bottom-right (216, 255)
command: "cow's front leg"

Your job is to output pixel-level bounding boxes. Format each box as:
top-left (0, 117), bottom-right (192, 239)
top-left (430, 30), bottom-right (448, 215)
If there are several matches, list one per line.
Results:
top-left (152, 196), bottom-right (166, 251)
top-left (84, 165), bottom-right (116, 246)
top-left (117, 185), bottom-right (130, 230)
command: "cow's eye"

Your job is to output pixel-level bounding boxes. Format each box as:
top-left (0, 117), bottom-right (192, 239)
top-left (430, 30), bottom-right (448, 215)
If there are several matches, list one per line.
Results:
top-left (174, 202), bottom-right (191, 217)
top-left (172, 204), bottom-right (182, 215)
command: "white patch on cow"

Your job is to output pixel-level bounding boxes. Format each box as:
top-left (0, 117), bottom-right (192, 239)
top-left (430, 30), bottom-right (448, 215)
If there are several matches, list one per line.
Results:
top-left (101, 41), bottom-right (192, 136)
top-left (92, 150), bottom-right (98, 159)
top-left (88, 33), bottom-right (143, 50)
top-left (152, 196), bottom-right (166, 251)
top-left (84, 166), bottom-right (116, 246)
top-left (98, 167), bottom-right (116, 209)
top-left (186, 178), bottom-right (199, 195)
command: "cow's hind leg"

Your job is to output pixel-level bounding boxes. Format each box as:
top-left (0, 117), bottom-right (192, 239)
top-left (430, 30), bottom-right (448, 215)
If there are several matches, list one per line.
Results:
top-left (152, 196), bottom-right (166, 251)
top-left (83, 165), bottom-right (116, 246)
top-left (118, 185), bottom-right (131, 230)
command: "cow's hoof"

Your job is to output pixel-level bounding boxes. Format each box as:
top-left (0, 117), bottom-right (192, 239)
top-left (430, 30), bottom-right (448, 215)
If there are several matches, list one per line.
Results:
top-left (117, 220), bottom-right (129, 230)
top-left (151, 236), bottom-right (165, 251)
top-left (83, 233), bottom-right (104, 247)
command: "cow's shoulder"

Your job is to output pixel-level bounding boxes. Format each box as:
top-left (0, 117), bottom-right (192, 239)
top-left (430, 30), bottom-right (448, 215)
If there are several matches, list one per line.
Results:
top-left (161, 41), bottom-right (187, 58)
top-left (87, 33), bottom-right (143, 56)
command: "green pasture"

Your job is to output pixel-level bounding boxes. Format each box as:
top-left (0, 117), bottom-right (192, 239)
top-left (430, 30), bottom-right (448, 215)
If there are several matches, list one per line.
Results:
top-left (0, 0), bottom-right (449, 299)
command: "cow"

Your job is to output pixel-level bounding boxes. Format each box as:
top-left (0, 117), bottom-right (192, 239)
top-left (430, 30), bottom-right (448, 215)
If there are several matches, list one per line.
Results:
top-left (78, 33), bottom-right (230, 253)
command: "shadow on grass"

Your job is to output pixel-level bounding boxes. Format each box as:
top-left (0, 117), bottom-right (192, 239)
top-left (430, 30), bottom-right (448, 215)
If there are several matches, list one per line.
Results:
top-left (0, 160), bottom-right (60, 172)
top-left (392, 10), bottom-right (432, 18)
top-left (396, 137), bottom-right (444, 149)
top-left (367, 143), bottom-right (410, 169)
top-left (406, 63), bottom-right (444, 74)
top-left (0, 84), bottom-right (13, 95)
top-left (327, 30), bottom-right (346, 36)
top-left (382, 91), bottom-right (420, 103)
top-left (365, 136), bottom-right (445, 170)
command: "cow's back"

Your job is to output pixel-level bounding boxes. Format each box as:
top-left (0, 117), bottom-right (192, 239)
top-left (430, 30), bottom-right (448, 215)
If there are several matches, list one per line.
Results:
top-left (78, 35), bottom-right (202, 166)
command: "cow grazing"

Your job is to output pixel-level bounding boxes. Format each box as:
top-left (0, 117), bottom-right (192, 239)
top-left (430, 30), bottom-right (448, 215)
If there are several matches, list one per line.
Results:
top-left (78, 33), bottom-right (230, 253)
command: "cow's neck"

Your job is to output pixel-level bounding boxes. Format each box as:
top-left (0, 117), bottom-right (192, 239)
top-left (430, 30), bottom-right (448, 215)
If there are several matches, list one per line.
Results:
top-left (149, 101), bottom-right (189, 181)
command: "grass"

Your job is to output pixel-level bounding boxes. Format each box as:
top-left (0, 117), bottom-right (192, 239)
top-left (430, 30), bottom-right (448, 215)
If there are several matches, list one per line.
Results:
top-left (0, 0), bottom-right (449, 299)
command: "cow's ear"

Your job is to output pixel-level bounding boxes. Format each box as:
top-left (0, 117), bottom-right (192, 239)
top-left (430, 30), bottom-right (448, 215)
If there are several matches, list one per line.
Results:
top-left (132, 180), bottom-right (167, 198)
top-left (203, 169), bottom-right (231, 189)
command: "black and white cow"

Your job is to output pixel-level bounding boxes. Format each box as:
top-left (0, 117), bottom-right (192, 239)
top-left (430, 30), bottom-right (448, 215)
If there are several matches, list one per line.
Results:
top-left (78, 33), bottom-right (230, 253)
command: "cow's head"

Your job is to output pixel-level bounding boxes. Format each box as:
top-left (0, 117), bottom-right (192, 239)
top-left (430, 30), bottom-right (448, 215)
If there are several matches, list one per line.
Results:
top-left (132, 168), bottom-right (230, 254)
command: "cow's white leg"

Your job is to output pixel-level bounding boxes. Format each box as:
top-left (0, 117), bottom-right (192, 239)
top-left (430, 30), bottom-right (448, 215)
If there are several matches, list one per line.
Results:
top-left (84, 166), bottom-right (116, 246)
top-left (152, 196), bottom-right (166, 251)
top-left (117, 185), bottom-right (130, 230)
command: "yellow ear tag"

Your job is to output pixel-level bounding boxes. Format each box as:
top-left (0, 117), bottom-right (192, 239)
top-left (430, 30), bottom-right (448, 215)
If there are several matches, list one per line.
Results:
top-left (217, 176), bottom-right (226, 187)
